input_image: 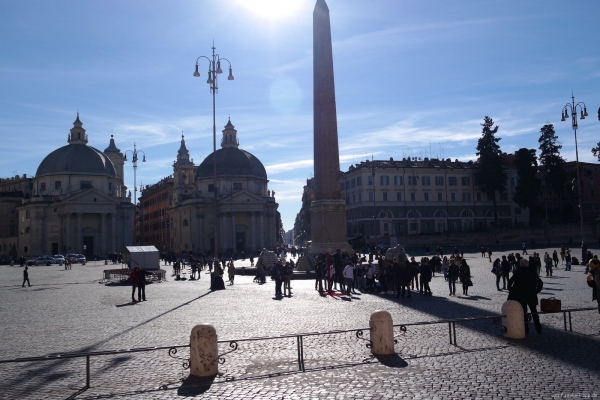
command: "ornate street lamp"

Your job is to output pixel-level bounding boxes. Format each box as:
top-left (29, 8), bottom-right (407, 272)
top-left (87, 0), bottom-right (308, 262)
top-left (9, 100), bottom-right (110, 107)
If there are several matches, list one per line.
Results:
top-left (561, 93), bottom-right (588, 260)
top-left (193, 43), bottom-right (234, 257)
top-left (124, 143), bottom-right (146, 206)
top-left (124, 144), bottom-right (146, 245)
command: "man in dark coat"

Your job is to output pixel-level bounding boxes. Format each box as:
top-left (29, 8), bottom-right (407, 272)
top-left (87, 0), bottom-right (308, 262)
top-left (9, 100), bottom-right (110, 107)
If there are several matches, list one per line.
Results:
top-left (272, 259), bottom-right (283, 297)
top-left (507, 259), bottom-right (544, 333)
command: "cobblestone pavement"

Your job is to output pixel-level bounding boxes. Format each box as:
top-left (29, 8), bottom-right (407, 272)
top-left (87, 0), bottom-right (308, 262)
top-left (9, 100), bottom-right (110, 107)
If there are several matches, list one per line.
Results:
top-left (0, 247), bottom-right (599, 399)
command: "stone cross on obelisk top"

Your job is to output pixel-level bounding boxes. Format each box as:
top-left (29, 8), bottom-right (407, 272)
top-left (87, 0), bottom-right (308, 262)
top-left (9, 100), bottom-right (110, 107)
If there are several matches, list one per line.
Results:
top-left (309, 0), bottom-right (349, 254)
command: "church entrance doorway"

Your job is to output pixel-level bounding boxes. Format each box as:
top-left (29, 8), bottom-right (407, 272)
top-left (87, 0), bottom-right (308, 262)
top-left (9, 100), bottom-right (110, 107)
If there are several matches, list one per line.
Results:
top-left (236, 232), bottom-right (245, 252)
top-left (83, 236), bottom-right (94, 259)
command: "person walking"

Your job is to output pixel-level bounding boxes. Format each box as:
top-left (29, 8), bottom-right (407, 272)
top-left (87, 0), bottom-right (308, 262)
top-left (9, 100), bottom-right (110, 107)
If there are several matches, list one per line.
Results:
top-left (501, 255), bottom-right (511, 290)
top-left (507, 259), bottom-right (544, 334)
top-left (136, 265), bottom-right (151, 302)
top-left (441, 256), bottom-right (449, 281)
top-left (282, 261), bottom-right (292, 296)
top-left (492, 258), bottom-right (502, 291)
top-left (130, 266), bottom-right (139, 303)
top-left (227, 261), bottom-right (236, 285)
top-left (272, 259), bottom-right (283, 297)
top-left (22, 266), bottom-right (31, 287)
top-left (419, 257), bottom-right (433, 296)
top-left (448, 258), bottom-right (459, 296)
top-left (544, 253), bottom-right (553, 277)
top-left (397, 261), bottom-right (412, 299)
top-left (459, 259), bottom-right (472, 296)
top-left (343, 262), bottom-right (355, 295)
top-left (315, 259), bottom-right (324, 294)
top-left (587, 258), bottom-right (600, 316)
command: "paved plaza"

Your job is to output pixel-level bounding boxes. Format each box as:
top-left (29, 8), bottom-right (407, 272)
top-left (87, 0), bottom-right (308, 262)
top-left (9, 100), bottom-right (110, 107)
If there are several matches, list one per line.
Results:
top-left (1, 246), bottom-right (599, 399)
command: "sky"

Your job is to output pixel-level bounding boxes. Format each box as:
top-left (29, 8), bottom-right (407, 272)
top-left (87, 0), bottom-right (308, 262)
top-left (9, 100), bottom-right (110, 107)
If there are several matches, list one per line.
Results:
top-left (1, 0), bottom-right (599, 233)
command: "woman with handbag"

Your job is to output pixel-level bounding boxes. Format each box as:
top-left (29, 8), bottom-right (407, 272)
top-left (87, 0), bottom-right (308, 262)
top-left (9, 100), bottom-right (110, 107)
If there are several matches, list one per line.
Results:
top-left (588, 258), bottom-right (600, 315)
top-left (459, 259), bottom-right (472, 296)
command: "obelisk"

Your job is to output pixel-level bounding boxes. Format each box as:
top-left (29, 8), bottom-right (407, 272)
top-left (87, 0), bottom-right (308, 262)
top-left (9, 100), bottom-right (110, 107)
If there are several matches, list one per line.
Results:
top-left (309, 0), bottom-right (349, 254)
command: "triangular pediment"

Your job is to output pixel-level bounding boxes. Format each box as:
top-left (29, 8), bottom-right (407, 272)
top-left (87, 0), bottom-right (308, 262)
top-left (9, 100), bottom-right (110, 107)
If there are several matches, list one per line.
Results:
top-left (229, 189), bottom-right (266, 203)
top-left (63, 188), bottom-right (119, 204)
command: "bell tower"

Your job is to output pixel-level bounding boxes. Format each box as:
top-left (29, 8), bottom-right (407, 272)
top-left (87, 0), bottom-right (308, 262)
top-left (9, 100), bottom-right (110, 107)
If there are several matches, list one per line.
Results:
top-left (68, 113), bottom-right (88, 144)
top-left (173, 135), bottom-right (196, 201)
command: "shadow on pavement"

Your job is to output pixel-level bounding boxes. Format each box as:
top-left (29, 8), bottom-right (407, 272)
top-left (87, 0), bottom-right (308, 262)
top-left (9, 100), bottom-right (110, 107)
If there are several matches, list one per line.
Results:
top-left (374, 353), bottom-right (408, 368)
top-left (177, 375), bottom-right (215, 396)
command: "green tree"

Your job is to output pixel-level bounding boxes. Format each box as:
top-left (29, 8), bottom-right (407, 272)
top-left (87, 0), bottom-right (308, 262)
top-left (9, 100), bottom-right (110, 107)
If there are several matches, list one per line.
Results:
top-left (538, 124), bottom-right (567, 222)
top-left (512, 148), bottom-right (541, 223)
top-left (475, 116), bottom-right (507, 229)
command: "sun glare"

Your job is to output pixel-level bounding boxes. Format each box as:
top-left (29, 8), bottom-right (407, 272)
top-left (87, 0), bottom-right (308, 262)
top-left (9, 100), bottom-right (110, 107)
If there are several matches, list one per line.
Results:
top-left (237, 0), bottom-right (305, 20)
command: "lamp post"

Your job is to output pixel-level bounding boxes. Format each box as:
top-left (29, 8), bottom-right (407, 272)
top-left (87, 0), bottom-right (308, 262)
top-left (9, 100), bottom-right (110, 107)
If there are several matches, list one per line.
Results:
top-left (561, 93), bottom-right (588, 260)
top-left (124, 144), bottom-right (146, 245)
top-left (193, 44), bottom-right (234, 257)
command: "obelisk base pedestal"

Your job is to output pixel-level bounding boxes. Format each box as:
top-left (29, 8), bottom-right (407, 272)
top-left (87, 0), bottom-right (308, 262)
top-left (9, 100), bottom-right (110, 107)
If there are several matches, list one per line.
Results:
top-left (309, 199), bottom-right (349, 255)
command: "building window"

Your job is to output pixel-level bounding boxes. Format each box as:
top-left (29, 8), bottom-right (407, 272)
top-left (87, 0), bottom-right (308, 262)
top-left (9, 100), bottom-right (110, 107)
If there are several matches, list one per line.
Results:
top-left (422, 176), bottom-right (431, 186)
top-left (367, 175), bottom-right (374, 185)
top-left (350, 178), bottom-right (355, 188)
top-left (368, 192), bottom-right (374, 202)
top-left (410, 192), bottom-right (416, 201)
top-left (394, 176), bottom-right (403, 185)
top-left (233, 183), bottom-right (242, 191)
top-left (408, 176), bottom-right (418, 186)
top-left (461, 177), bottom-right (471, 186)
top-left (208, 184), bottom-right (214, 192)
top-left (448, 177), bottom-right (457, 186)
top-left (380, 176), bottom-right (389, 185)
top-left (424, 192), bottom-right (429, 201)
top-left (40, 182), bottom-right (46, 192)
top-left (462, 192), bottom-right (471, 201)
top-left (182, 219), bottom-right (189, 227)
top-left (358, 193), bottom-right (362, 202)
top-left (437, 192), bottom-right (443, 201)
top-left (356, 176), bottom-right (362, 186)
top-left (54, 181), bottom-right (62, 190)
top-left (409, 222), bottom-right (418, 232)
top-left (382, 192), bottom-right (388, 202)
top-left (476, 192), bottom-right (482, 201)
top-left (80, 181), bottom-right (92, 190)
top-left (396, 192), bottom-right (402, 201)
top-left (346, 196), bottom-right (350, 204)
top-left (25, 210), bottom-right (30, 219)
top-left (435, 176), bottom-right (444, 186)
top-left (341, 182), bottom-right (345, 190)
top-left (451, 192), bottom-right (456, 201)
top-left (108, 182), bottom-right (112, 191)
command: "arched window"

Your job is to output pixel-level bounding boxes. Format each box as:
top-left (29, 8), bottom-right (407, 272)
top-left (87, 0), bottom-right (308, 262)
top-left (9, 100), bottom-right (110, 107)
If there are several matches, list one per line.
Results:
top-left (24, 227), bottom-right (30, 234)
top-left (434, 209), bottom-right (448, 219)
top-left (182, 219), bottom-right (189, 227)
top-left (406, 210), bottom-right (421, 219)
top-left (460, 209), bottom-right (474, 218)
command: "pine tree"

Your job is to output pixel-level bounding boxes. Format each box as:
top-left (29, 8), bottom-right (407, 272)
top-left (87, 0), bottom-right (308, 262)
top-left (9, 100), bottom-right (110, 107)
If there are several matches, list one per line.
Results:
top-left (475, 116), bottom-right (507, 229)
top-left (513, 148), bottom-right (541, 224)
top-left (538, 124), bottom-right (567, 222)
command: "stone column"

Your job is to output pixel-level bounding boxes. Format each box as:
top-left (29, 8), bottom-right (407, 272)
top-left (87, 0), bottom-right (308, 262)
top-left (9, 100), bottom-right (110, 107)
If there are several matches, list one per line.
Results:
top-left (101, 213), bottom-right (107, 257)
top-left (251, 212), bottom-right (256, 252)
top-left (76, 212), bottom-right (83, 253)
top-left (502, 300), bottom-right (525, 339)
top-left (219, 213), bottom-right (226, 253)
top-left (259, 212), bottom-right (265, 249)
top-left (231, 212), bottom-right (236, 252)
top-left (66, 213), bottom-right (72, 253)
top-left (369, 310), bottom-right (395, 355)
top-left (111, 213), bottom-right (117, 253)
top-left (189, 324), bottom-right (219, 377)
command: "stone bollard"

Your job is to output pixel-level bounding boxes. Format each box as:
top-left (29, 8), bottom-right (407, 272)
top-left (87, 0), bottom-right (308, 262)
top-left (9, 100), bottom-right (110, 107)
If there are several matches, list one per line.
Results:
top-left (369, 310), bottom-right (395, 355)
top-left (189, 324), bottom-right (219, 377)
top-left (501, 300), bottom-right (525, 339)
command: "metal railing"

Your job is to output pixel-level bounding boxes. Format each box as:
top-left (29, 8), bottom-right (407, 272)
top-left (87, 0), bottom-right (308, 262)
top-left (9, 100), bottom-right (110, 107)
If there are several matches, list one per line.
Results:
top-left (532, 307), bottom-right (597, 332)
top-left (0, 308), bottom-right (596, 395)
top-left (393, 314), bottom-right (505, 346)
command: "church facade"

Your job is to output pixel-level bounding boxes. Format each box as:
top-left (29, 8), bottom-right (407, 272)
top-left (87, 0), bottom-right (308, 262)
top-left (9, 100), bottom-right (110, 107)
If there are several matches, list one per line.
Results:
top-left (16, 115), bottom-right (134, 257)
top-left (164, 119), bottom-right (278, 255)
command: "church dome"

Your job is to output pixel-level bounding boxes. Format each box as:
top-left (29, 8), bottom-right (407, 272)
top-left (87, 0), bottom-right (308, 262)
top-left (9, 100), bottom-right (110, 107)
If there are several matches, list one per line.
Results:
top-left (35, 114), bottom-right (117, 178)
top-left (36, 144), bottom-right (117, 177)
top-left (195, 147), bottom-right (267, 180)
top-left (195, 119), bottom-right (267, 180)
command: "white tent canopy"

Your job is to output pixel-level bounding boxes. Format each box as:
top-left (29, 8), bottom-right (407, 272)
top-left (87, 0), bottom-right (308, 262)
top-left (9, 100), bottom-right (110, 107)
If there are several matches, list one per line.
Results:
top-left (123, 246), bottom-right (160, 270)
